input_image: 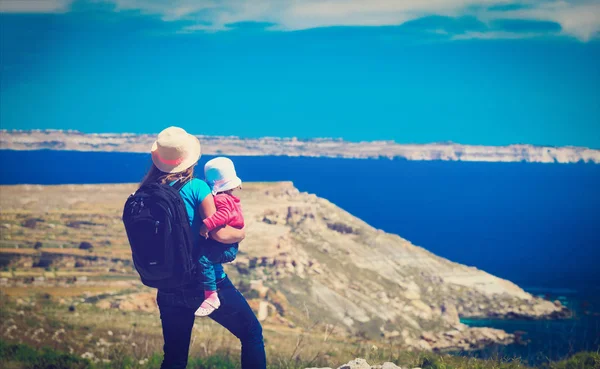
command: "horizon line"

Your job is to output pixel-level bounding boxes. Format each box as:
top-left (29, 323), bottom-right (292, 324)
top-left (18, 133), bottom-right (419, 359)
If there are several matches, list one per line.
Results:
top-left (1, 128), bottom-right (599, 151)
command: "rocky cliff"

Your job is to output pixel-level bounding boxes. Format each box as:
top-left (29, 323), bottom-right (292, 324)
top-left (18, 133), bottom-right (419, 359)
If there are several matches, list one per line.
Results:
top-left (232, 182), bottom-right (568, 351)
top-left (2, 129), bottom-right (599, 163)
top-left (0, 182), bottom-right (569, 352)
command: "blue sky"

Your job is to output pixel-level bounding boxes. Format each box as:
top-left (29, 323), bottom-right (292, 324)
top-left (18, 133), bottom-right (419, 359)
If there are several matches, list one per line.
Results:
top-left (1, 0), bottom-right (599, 147)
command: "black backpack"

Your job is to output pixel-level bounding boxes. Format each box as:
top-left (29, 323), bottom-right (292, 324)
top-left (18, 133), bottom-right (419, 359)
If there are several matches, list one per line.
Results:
top-left (122, 179), bottom-right (197, 289)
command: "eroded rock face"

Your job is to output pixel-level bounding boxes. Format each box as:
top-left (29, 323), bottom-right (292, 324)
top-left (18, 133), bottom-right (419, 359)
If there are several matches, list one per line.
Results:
top-left (228, 183), bottom-right (569, 350)
top-left (440, 303), bottom-right (460, 325)
top-left (418, 326), bottom-right (514, 351)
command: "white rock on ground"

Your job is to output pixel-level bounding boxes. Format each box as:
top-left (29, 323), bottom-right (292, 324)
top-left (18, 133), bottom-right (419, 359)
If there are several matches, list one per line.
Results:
top-left (306, 359), bottom-right (409, 369)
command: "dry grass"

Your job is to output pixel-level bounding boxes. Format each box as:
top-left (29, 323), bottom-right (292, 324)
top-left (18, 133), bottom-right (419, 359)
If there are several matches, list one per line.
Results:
top-left (0, 291), bottom-right (401, 367)
top-left (2, 291), bottom-right (597, 368)
top-left (0, 249), bottom-right (39, 255)
top-left (1, 285), bottom-right (130, 298)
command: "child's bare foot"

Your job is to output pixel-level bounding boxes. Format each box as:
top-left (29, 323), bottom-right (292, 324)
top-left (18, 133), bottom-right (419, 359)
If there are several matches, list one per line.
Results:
top-left (194, 290), bottom-right (220, 317)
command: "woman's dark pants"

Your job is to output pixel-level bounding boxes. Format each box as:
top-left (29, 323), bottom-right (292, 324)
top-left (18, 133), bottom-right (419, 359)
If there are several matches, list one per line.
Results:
top-left (157, 276), bottom-right (266, 369)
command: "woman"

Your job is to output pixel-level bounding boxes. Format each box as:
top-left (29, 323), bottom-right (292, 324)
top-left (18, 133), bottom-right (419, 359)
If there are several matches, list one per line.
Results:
top-left (141, 126), bottom-right (266, 369)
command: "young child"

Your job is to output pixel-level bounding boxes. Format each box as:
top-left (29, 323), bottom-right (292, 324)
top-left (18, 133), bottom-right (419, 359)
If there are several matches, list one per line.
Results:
top-left (195, 157), bottom-right (244, 317)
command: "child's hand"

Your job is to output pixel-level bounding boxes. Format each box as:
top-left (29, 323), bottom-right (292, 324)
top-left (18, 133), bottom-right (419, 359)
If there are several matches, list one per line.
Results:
top-left (199, 224), bottom-right (209, 239)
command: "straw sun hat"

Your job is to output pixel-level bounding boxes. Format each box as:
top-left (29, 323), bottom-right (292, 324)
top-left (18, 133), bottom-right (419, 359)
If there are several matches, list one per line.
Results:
top-left (151, 127), bottom-right (201, 173)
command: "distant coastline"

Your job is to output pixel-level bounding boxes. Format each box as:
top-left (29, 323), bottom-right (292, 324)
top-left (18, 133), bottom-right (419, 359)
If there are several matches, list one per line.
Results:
top-left (1, 129), bottom-right (599, 164)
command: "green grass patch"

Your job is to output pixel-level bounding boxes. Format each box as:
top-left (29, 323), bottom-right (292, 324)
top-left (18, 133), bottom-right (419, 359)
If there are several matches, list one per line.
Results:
top-left (0, 340), bottom-right (91, 369)
top-left (545, 351), bottom-right (600, 369)
top-left (2, 339), bottom-right (600, 369)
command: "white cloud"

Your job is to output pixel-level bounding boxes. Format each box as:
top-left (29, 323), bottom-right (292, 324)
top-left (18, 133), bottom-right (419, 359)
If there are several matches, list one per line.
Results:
top-left (499, 1), bottom-right (600, 41)
top-left (111, 0), bottom-right (219, 21)
top-left (1, 0), bottom-right (598, 41)
top-left (0, 0), bottom-right (73, 12)
top-left (452, 30), bottom-right (544, 40)
top-left (278, 0), bottom-right (497, 29)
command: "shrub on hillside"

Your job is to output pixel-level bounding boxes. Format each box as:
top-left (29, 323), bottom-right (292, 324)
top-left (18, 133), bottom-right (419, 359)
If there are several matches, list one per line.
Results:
top-left (327, 221), bottom-right (358, 234)
top-left (66, 221), bottom-right (98, 229)
top-left (22, 218), bottom-right (44, 229)
top-left (78, 242), bottom-right (93, 250)
top-left (33, 242), bottom-right (43, 249)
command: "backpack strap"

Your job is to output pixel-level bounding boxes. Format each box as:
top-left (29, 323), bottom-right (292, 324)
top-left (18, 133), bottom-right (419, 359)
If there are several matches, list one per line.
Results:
top-left (172, 178), bottom-right (191, 192)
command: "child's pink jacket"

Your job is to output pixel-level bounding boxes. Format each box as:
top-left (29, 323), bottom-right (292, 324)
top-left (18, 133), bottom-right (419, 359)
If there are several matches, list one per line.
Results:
top-left (203, 193), bottom-right (244, 231)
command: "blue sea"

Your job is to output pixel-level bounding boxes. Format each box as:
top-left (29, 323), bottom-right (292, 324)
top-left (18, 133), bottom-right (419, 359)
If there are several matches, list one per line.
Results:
top-left (1, 150), bottom-right (599, 364)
